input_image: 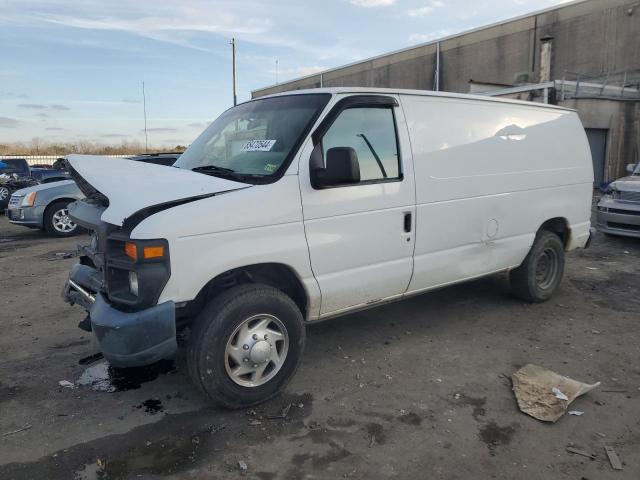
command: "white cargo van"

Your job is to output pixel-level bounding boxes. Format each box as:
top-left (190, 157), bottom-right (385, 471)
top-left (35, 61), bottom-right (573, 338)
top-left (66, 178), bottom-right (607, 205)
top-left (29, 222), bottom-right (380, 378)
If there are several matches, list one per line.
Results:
top-left (63, 88), bottom-right (593, 408)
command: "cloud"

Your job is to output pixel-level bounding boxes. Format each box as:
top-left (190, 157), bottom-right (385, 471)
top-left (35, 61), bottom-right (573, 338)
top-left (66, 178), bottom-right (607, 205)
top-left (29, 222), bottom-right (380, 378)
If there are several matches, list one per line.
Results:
top-left (187, 122), bottom-right (208, 128)
top-left (2, 91), bottom-right (29, 99)
top-left (407, 1), bottom-right (445, 17)
top-left (350, 0), bottom-right (396, 6)
top-left (101, 133), bottom-right (129, 138)
top-left (50, 104), bottom-right (71, 110)
top-left (45, 127), bottom-right (64, 131)
top-left (0, 116), bottom-right (20, 128)
top-left (18, 103), bottom-right (47, 109)
top-left (36, 113), bottom-right (49, 118)
top-left (144, 127), bottom-right (178, 133)
top-left (121, 98), bottom-right (140, 104)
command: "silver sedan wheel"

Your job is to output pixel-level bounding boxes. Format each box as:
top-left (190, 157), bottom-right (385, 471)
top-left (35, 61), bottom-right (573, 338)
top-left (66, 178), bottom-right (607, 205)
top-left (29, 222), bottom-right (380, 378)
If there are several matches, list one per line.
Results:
top-left (0, 187), bottom-right (9, 201)
top-left (224, 314), bottom-right (289, 387)
top-left (52, 207), bottom-right (77, 233)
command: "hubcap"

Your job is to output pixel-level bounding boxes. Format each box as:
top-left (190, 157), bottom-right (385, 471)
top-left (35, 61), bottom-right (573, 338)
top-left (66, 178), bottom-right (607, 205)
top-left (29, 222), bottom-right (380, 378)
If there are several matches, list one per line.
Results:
top-left (52, 208), bottom-right (77, 233)
top-left (535, 247), bottom-right (558, 289)
top-left (224, 314), bottom-right (289, 387)
top-left (0, 187), bottom-right (8, 200)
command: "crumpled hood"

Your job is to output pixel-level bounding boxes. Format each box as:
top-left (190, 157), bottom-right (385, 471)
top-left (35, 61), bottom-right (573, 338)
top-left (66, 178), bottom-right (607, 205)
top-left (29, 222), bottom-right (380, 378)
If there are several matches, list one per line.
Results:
top-left (67, 155), bottom-right (249, 226)
top-left (610, 175), bottom-right (640, 192)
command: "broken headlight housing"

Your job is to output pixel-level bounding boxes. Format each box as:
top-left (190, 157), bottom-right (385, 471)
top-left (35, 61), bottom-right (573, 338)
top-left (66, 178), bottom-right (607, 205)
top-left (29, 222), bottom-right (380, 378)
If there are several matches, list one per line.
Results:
top-left (105, 234), bottom-right (170, 311)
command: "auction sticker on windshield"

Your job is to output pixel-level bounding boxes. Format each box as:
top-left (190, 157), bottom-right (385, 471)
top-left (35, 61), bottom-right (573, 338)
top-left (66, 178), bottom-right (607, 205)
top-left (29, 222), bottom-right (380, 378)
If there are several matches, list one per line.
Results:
top-left (242, 140), bottom-right (276, 152)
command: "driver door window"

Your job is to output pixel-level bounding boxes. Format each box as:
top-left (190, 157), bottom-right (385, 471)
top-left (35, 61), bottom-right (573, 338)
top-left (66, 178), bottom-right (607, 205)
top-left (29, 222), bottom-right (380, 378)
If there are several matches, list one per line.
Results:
top-left (322, 107), bottom-right (401, 182)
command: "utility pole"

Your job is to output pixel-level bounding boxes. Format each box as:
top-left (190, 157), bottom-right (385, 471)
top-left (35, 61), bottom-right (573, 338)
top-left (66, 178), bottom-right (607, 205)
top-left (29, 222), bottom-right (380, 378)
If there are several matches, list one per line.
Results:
top-left (142, 81), bottom-right (148, 153)
top-left (230, 38), bottom-right (237, 106)
top-left (275, 59), bottom-right (279, 85)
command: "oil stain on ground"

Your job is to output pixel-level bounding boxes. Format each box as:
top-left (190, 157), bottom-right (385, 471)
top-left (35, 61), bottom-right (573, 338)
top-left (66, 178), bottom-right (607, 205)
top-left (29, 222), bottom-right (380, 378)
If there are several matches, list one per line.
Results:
top-left (397, 412), bottom-right (422, 426)
top-left (571, 272), bottom-right (640, 313)
top-left (455, 394), bottom-right (487, 421)
top-left (479, 421), bottom-right (516, 456)
top-left (136, 398), bottom-right (164, 414)
top-left (76, 359), bottom-right (176, 393)
top-left (0, 392), bottom-right (313, 480)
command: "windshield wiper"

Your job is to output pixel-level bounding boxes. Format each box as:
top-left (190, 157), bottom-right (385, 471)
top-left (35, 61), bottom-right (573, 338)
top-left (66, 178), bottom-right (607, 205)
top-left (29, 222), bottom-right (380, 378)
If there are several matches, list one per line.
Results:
top-left (191, 165), bottom-right (268, 183)
top-left (191, 165), bottom-right (236, 174)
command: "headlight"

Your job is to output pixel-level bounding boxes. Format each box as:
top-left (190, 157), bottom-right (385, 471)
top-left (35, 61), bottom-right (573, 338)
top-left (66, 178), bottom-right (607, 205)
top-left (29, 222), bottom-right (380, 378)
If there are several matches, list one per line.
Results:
top-left (105, 236), bottom-right (170, 310)
top-left (22, 191), bottom-right (37, 206)
top-left (128, 271), bottom-right (139, 296)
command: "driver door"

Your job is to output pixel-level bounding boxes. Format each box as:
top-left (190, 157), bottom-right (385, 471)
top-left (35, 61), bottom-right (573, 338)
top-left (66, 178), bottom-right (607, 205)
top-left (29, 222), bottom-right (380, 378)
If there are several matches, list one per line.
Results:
top-left (299, 95), bottom-right (416, 317)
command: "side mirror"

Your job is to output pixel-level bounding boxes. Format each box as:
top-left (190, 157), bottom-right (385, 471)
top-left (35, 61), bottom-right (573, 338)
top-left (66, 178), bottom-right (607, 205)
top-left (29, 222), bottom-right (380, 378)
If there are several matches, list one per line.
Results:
top-left (626, 163), bottom-right (637, 174)
top-left (310, 145), bottom-right (360, 188)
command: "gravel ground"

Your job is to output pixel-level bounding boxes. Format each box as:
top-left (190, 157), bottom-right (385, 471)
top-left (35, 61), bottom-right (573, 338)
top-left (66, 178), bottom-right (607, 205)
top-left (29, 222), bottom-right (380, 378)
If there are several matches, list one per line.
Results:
top-left (0, 214), bottom-right (638, 480)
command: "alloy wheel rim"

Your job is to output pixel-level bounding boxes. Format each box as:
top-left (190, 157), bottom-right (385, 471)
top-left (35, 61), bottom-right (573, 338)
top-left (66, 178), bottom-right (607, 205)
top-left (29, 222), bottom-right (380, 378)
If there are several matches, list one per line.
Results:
top-left (52, 208), bottom-right (77, 233)
top-left (224, 313), bottom-right (289, 387)
top-left (535, 247), bottom-right (558, 290)
top-left (0, 187), bottom-right (8, 200)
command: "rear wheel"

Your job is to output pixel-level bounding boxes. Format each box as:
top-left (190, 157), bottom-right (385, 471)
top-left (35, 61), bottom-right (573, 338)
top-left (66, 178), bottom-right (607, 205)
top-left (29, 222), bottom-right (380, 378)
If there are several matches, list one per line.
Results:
top-left (44, 200), bottom-right (79, 237)
top-left (188, 284), bottom-right (305, 409)
top-left (510, 230), bottom-right (565, 302)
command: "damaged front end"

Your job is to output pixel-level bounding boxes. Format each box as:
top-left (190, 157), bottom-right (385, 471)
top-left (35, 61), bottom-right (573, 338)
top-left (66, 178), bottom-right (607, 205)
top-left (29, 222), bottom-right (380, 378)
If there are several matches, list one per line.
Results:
top-left (62, 167), bottom-right (176, 368)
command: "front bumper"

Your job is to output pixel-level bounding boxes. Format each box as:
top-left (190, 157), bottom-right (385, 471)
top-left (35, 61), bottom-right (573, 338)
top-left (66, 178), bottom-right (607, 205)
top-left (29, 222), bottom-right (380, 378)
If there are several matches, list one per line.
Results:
top-left (596, 202), bottom-right (640, 238)
top-left (63, 263), bottom-right (177, 368)
top-left (6, 205), bottom-right (44, 228)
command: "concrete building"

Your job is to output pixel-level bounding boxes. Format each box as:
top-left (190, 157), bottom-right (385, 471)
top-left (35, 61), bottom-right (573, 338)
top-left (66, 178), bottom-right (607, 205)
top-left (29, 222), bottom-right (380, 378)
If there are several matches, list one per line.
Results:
top-left (253, 0), bottom-right (640, 185)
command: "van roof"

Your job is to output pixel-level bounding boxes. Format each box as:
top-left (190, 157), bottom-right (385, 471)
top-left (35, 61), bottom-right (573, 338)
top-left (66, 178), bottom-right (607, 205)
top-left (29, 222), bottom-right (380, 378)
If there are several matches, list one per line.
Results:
top-left (258, 87), bottom-right (574, 112)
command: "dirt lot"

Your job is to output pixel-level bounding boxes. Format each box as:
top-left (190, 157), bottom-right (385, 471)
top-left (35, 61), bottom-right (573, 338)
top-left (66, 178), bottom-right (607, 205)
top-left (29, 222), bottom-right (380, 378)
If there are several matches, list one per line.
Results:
top-left (0, 215), bottom-right (639, 480)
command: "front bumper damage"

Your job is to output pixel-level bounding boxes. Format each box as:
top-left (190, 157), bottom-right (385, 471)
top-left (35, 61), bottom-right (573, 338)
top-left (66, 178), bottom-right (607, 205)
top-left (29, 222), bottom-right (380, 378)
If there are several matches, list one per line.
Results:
top-left (63, 258), bottom-right (177, 368)
top-left (63, 264), bottom-right (178, 368)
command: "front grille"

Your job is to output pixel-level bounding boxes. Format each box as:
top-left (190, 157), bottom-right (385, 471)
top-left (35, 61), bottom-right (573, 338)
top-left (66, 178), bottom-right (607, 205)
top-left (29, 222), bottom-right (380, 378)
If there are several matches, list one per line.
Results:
top-left (609, 208), bottom-right (640, 216)
top-left (608, 222), bottom-right (640, 232)
top-left (616, 191), bottom-right (640, 203)
top-left (8, 196), bottom-right (21, 207)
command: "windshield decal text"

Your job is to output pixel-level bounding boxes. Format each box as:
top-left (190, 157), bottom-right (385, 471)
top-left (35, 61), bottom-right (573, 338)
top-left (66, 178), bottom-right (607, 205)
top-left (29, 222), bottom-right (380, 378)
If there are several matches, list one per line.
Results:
top-left (242, 139), bottom-right (276, 152)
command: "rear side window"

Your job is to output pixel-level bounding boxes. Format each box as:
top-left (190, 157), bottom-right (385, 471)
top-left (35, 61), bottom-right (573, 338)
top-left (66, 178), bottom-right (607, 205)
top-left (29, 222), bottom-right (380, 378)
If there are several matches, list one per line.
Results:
top-left (322, 107), bottom-right (400, 182)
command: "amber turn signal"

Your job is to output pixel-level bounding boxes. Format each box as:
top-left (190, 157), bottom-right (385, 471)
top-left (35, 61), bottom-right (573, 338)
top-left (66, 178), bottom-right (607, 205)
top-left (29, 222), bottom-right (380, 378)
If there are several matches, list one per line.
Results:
top-left (124, 242), bottom-right (138, 261)
top-left (143, 245), bottom-right (164, 259)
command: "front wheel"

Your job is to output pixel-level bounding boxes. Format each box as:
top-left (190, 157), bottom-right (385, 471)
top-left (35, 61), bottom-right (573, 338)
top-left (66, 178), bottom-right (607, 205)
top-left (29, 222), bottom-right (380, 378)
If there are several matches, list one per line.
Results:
top-left (510, 230), bottom-right (565, 302)
top-left (188, 284), bottom-right (305, 409)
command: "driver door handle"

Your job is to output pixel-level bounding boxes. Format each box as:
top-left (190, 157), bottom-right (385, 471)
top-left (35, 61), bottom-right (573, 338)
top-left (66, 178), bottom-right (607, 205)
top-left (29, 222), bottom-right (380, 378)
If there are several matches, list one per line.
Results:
top-left (404, 212), bottom-right (412, 233)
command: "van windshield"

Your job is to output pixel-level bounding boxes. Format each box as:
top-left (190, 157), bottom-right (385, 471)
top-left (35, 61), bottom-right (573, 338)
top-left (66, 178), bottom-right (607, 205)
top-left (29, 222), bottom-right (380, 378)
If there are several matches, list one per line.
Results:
top-left (175, 94), bottom-right (330, 184)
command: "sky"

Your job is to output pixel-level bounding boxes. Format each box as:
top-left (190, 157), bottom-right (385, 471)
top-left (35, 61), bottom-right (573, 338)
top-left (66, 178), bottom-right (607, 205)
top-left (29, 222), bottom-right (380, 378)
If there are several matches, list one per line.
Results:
top-left (0, 0), bottom-right (573, 147)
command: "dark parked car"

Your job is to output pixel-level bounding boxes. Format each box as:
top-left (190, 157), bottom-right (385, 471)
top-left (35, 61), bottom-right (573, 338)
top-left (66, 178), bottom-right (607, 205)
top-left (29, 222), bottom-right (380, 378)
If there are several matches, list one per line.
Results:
top-left (0, 158), bottom-right (70, 210)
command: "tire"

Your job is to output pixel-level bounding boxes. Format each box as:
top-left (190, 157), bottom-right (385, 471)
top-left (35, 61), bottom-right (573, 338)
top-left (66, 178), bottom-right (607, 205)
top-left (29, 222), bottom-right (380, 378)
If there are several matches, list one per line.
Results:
top-left (44, 200), bottom-right (79, 237)
top-left (510, 230), bottom-right (565, 302)
top-left (188, 284), bottom-right (306, 409)
top-left (0, 186), bottom-right (10, 211)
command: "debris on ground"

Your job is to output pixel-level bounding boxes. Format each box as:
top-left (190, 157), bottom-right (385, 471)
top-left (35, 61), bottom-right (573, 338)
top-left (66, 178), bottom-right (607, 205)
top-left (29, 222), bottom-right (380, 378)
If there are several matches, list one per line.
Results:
top-left (2, 424), bottom-right (32, 437)
top-left (58, 380), bottom-right (75, 389)
top-left (604, 446), bottom-right (623, 470)
top-left (238, 460), bottom-right (248, 471)
top-left (552, 387), bottom-right (569, 401)
top-left (566, 446), bottom-right (596, 460)
top-left (267, 403), bottom-right (292, 420)
top-left (511, 364), bottom-right (600, 422)
top-left (49, 252), bottom-right (75, 261)
top-left (568, 410), bottom-right (584, 416)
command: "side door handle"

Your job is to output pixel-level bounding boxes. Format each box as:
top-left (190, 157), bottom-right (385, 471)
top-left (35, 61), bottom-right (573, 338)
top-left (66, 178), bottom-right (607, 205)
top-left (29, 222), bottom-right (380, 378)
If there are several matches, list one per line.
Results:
top-left (403, 212), bottom-right (412, 233)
